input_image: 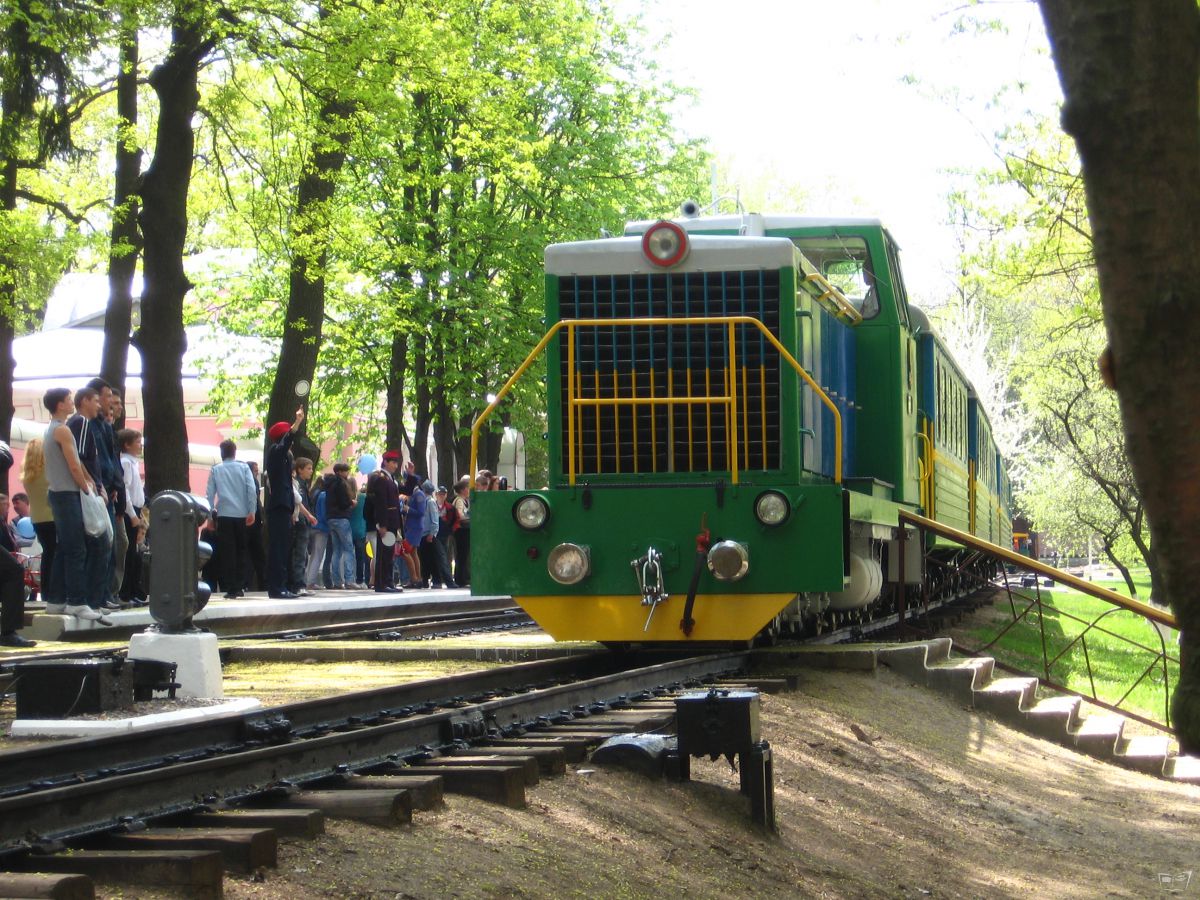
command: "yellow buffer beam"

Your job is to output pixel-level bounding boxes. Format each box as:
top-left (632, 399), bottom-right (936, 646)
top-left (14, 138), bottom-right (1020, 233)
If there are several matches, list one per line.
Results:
top-left (517, 593), bottom-right (796, 643)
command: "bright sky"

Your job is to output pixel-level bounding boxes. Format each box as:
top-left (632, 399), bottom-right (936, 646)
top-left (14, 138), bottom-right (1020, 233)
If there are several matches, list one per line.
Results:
top-left (627, 0), bottom-right (1063, 302)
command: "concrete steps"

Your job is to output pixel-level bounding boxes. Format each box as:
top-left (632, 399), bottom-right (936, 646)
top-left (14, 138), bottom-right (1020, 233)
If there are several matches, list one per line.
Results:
top-left (876, 640), bottom-right (1198, 785)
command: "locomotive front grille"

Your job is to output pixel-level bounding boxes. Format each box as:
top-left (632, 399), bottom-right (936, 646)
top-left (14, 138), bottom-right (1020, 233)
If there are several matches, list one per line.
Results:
top-left (558, 270), bottom-right (782, 477)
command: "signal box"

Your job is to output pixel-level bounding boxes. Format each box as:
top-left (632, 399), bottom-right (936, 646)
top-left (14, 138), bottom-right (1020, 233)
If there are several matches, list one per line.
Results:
top-left (145, 490), bottom-right (212, 633)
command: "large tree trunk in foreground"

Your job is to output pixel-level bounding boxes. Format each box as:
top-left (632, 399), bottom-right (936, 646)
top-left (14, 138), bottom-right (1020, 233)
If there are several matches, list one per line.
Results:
top-left (136, 8), bottom-right (212, 496)
top-left (1037, 0), bottom-right (1200, 750)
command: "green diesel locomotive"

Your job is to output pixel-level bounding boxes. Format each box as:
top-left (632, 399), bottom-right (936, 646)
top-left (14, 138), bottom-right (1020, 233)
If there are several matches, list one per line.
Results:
top-left (470, 209), bottom-right (1012, 644)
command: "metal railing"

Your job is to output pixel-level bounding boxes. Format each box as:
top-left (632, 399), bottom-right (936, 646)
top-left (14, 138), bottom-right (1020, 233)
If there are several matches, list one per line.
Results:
top-left (898, 510), bottom-right (1179, 732)
top-left (470, 315), bottom-right (844, 487)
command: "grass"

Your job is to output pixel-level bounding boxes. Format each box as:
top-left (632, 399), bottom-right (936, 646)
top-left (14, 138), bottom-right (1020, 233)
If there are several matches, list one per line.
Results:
top-left (958, 568), bottom-right (1179, 727)
top-left (222, 658), bottom-right (500, 706)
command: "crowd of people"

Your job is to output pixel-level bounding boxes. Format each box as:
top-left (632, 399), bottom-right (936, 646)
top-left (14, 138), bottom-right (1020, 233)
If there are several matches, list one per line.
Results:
top-left (0, 387), bottom-right (507, 648)
top-left (204, 407), bottom-right (507, 599)
top-left (0, 380), bottom-right (147, 647)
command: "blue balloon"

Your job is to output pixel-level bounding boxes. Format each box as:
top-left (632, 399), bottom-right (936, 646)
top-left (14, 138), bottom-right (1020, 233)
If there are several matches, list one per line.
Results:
top-left (15, 516), bottom-right (34, 540)
top-left (358, 453), bottom-right (377, 475)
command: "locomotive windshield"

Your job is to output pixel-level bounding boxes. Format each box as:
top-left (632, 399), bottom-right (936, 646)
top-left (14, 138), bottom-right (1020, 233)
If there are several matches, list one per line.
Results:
top-left (793, 236), bottom-right (879, 319)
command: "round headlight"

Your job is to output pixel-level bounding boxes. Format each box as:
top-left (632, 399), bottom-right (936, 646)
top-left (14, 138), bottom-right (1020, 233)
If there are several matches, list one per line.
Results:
top-left (547, 543), bottom-right (590, 585)
top-left (513, 495), bottom-right (549, 530)
top-left (707, 540), bottom-right (749, 581)
top-left (754, 491), bottom-right (790, 526)
top-left (641, 221), bottom-right (689, 268)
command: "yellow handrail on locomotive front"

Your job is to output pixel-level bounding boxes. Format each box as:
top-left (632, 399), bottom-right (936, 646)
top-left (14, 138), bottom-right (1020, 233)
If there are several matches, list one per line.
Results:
top-left (469, 315), bottom-right (844, 488)
top-left (802, 273), bottom-right (864, 325)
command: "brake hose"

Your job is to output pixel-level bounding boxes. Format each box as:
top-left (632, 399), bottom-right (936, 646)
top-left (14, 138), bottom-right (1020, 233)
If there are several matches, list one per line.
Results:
top-left (680, 515), bottom-right (710, 636)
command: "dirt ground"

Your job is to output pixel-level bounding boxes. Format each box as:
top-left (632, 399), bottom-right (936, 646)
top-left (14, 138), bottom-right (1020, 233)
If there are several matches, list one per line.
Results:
top-left (93, 663), bottom-right (1200, 900)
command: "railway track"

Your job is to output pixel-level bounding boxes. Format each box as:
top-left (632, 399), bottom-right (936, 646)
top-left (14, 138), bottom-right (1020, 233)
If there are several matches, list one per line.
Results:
top-left (0, 651), bottom-right (750, 860)
top-left (222, 606), bottom-right (535, 642)
top-left (0, 580), bottom-right (991, 895)
top-left (0, 605), bottom-right (535, 680)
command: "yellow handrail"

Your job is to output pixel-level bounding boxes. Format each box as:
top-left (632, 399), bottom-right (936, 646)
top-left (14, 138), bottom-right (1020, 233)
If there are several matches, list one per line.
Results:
top-left (899, 510), bottom-right (1177, 628)
top-left (914, 431), bottom-right (932, 484)
top-left (802, 273), bottom-right (864, 325)
top-left (469, 315), bottom-right (843, 488)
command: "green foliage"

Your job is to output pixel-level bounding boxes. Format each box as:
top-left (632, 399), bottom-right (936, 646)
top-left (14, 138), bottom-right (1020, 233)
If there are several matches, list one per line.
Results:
top-left (0, 0), bottom-right (127, 332)
top-left (0, 204), bottom-right (79, 324)
top-left (4, 0), bottom-right (708, 486)
top-left (192, 0), bottom-right (708, 475)
top-left (946, 108), bottom-right (1153, 582)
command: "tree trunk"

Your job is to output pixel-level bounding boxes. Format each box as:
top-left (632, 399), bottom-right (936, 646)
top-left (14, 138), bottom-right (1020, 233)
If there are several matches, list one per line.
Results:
top-left (411, 341), bottom-right (431, 476)
top-left (133, 7), bottom-right (212, 496)
top-left (0, 158), bottom-right (17, 494)
top-left (432, 403), bottom-right (457, 488)
top-left (1037, 0), bottom-right (1200, 750)
top-left (384, 331), bottom-right (408, 454)
top-left (1100, 543), bottom-right (1136, 600)
top-left (0, 9), bottom-right (33, 494)
top-left (1148, 549), bottom-right (1166, 608)
top-left (264, 91), bottom-right (352, 465)
top-left (101, 18), bottom-right (141, 413)
top-left (453, 410), bottom-right (472, 477)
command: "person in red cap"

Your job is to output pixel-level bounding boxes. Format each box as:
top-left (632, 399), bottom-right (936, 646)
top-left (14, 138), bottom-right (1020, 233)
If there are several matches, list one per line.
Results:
top-left (265, 407), bottom-right (305, 598)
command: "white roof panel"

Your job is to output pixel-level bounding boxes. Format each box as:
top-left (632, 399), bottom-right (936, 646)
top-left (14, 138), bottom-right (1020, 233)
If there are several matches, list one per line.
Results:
top-left (545, 235), bottom-right (797, 277)
top-left (624, 214), bottom-right (885, 236)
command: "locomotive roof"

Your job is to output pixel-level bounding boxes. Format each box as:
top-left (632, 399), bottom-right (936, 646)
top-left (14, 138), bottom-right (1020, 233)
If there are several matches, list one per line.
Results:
top-left (545, 234), bottom-right (798, 277)
top-left (624, 213), bottom-right (888, 237)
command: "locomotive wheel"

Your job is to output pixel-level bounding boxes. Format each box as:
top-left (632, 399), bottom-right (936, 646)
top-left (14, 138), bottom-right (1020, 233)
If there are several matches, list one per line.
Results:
top-left (754, 614), bottom-right (784, 647)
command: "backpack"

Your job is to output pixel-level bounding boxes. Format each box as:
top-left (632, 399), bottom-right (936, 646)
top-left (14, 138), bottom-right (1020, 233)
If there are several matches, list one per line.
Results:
top-left (442, 501), bottom-right (460, 532)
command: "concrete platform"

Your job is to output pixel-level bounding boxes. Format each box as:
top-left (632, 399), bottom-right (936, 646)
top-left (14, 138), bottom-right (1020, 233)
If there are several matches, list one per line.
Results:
top-left (9, 697), bottom-right (262, 739)
top-left (22, 588), bottom-right (512, 642)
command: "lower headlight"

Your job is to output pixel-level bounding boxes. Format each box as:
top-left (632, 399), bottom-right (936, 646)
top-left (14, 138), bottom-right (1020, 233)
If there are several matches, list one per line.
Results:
top-left (547, 542), bottom-right (590, 585)
top-left (513, 495), bottom-right (550, 530)
top-left (707, 540), bottom-right (749, 581)
top-left (754, 491), bottom-right (790, 526)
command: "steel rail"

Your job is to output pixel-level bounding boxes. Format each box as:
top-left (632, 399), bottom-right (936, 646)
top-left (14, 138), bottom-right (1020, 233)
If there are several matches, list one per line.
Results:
top-left (0, 651), bottom-right (749, 854)
top-left (0, 604), bottom-right (525, 674)
top-left (0, 654), bottom-right (616, 798)
top-left (220, 607), bottom-right (531, 643)
top-left (47, 595), bottom-right (520, 643)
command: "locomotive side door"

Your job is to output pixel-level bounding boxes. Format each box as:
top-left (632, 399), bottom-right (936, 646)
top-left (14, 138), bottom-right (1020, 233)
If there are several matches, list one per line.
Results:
top-left (886, 236), bottom-right (922, 508)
